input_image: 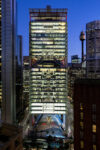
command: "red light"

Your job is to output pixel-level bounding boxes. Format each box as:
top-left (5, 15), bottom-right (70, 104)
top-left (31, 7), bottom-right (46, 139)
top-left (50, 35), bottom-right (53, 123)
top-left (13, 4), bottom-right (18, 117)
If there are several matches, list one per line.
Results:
top-left (42, 123), bottom-right (47, 126)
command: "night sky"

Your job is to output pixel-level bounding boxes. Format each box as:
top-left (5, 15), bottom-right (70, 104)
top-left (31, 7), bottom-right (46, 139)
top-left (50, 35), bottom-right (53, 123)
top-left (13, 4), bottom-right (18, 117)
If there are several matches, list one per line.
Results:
top-left (17, 0), bottom-right (100, 62)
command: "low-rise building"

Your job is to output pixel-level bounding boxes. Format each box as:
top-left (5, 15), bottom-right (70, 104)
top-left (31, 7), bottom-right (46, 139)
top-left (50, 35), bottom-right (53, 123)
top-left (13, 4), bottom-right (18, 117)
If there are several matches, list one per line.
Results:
top-left (0, 123), bottom-right (23, 150)
top-left (74, 79), bottom-right (100, 150)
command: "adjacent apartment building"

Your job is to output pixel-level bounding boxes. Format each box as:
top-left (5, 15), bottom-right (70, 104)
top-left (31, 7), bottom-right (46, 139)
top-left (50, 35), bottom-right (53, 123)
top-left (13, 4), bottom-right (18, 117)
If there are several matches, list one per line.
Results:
top-left (74, 79), bottom-right (100, 150)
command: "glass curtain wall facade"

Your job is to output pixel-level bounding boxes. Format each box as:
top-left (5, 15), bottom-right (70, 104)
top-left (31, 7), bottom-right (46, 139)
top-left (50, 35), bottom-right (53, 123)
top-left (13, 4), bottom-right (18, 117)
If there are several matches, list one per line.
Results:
top-left (29, 6), bottom-right (68, 114)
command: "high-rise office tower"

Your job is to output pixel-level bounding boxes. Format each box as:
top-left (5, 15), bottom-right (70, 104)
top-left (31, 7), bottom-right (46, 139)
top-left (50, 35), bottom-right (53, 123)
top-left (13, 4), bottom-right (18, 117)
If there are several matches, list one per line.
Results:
top-left (29, 6), bottom-right (68, 114)
top-left (2, 0), bottom-right (16, 123)
top-left (23, 56), bottom-right (30, 109)
top-left (86, 21), bottom-right (100, 78)
top-left (0, 0), bottom-right (2, 109)
top-left (16, 35), bottom-right (23, 122)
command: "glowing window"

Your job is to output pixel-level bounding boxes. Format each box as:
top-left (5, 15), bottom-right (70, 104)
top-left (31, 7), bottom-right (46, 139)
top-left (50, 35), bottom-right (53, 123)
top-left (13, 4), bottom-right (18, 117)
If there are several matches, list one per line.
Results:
top-left (92, 125), bottom-right (96, 133)
top-left (80, 103), bottom-right (83, 111)
top-left (80, 112), bottom-right (84, 120)
top-left (80, 141), bottom-right (84, 149)
top-left (80, 121), bottom-right (84, 129)
top-left (93, 145), bottom-right (96, 150)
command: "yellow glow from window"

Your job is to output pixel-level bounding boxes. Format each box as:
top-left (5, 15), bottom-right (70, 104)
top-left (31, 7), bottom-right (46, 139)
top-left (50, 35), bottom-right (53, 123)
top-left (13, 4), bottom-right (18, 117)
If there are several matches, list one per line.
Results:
top-left (24, 62), bottom-right (29, 65)
top-left (93, 145), bottom-right (96, 150)
top-left (46, 45), bottom-right (65, 48)
top-left (30, 111), bottom-right (66, 114)
top-left (80, 141), bottom-right (84, 149)
top-left (31, 37), bottom-right (65, 41)
top-left (57, 69), bottom-right (66, 72)
top-left (31, 45), bottom-right (65, 49)
top-left (80, 103), bottom-right (83, 111)
top-left (92, 125), bottom-right (96, 133)
top-left (80, 121), bottom-right (84, 129)
top-left (42, 65), bottom-right (54, 67)
top-left (40, 68), bottom-right (56, 72)
top-left (31, 41), bottom-right (54, 44)
top-left (31, 30), bottom-right (66, 33)
top-left (32, 68), bottom-right (39, 71)
top-left (80, 112), bottom-right (83, 120)
top-left (31, 26), bottom-right (66, 30)
top-left (31, 22), bottom-right (66, 26)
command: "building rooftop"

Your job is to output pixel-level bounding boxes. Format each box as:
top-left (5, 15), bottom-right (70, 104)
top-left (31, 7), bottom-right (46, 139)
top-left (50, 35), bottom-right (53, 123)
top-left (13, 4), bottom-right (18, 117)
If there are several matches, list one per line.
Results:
top-left (29, 6), bottom-right (67, 21)
top-left (74, 78), bottom-right (100, 85)
top-left (29, 5), bottom-right (67, 13)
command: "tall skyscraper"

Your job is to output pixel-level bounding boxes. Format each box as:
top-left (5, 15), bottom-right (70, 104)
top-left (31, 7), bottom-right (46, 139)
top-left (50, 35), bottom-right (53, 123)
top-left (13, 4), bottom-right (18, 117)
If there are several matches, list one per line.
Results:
top-left (16, 35), bottom-right (23, 122)
top-left (29, 6), bottom-right (68, 114)
top-left (23, 56), bottom-right (30, 109)
top-left (86, 21), bottom-right (100, 78)
top-left (0, 0), bottom-right (2, 109)
top-left (2, 0), bottom-right (16, 123)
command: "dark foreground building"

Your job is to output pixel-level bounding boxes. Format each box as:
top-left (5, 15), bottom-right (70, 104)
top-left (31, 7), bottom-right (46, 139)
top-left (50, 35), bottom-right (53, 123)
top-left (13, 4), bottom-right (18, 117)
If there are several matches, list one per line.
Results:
top-left (74, 79), bottom-right (100, 150)
top-left (0, 123), bottom-right (23, 150)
